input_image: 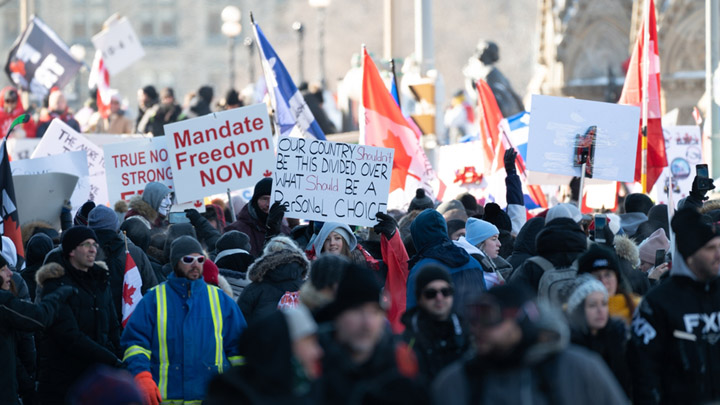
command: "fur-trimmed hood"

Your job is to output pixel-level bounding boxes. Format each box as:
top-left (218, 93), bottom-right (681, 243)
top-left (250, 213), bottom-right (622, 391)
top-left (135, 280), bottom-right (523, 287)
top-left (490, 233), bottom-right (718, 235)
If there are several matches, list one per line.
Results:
top-left (298, 281), bottom-right (333, 311)
top-left (614, 234), bottom-right (640, 267)
top-left (700, 199), bottom-right (720, 215)
top-left (127, 196), bottom-right (158, 223)
top-left (247, 249), bottom-right (309, 283)
top-left (35, 261), bottom-right (109, 287)
top-left (21, 220), bottom-right (59, 246)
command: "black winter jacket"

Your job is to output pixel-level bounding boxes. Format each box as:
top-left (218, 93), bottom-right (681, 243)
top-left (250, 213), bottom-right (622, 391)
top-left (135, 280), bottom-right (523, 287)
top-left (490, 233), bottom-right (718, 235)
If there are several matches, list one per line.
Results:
top-left (507, 217), bottom-right (545, 271)
top-left (629, 256), bottom-right (720, 405)
top-left (571, 318), bottom-right (632, 396)
top-left (35, 260), bottom-right (121, 404)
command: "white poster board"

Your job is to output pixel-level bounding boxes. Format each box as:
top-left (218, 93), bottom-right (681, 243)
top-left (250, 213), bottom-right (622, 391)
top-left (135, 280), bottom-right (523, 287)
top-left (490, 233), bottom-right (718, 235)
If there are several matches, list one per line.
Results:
top-left (104, 137), bottom-right (173, 202)
top-left (273, 137), bottom-right (393, 227)
top-left (31, 119), bottom-right (109, 205)
top-left (85, 133), bottom-right (149, 147)
top-left (651, 125), bottom-right (702, 204)
top-left (14, 172), bottom-right (78, 229)
top-left (91, 16), bottom-right (145, 76)
top-left (164, 103), bottom-right (275, 203)
top-left (11, 150), bottom-right (90, 215)
top-left (527, 95), bottom-right (641, 182)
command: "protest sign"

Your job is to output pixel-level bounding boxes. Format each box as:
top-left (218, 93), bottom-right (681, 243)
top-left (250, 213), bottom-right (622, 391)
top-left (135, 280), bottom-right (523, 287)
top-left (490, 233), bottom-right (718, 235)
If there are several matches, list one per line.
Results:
top-left (85, 133), bottom-right (150, 147)
top-left (104, 137), bottom-right (173, 202)
top-left (11, 150), bottom-right (90, 216)
top-left (7, 137), bottom-right (41, 160)
top-left (273, 137), bottom-right (393, 227)
top-left (91, 16), bottom-right (145, 76)
top-left (526, 95), bottom-right (640, 183)
top-left (31, 119), bottom-right (108, 205)
top-left (651, 125), bottom-right (702, 204)
top-left (14, 172), bottom-right (78, 229)
top-left (164, 103), bottom-right (275, 203)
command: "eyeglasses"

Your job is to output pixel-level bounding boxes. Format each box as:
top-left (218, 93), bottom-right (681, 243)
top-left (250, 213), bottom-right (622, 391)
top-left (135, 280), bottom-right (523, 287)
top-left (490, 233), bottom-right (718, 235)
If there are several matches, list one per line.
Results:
top-left (79, 242), bottom-right (99, 250)
top-left (422, 287), bottom-right (454, 300)
top-left (181, 255), bottom-right (205, 264)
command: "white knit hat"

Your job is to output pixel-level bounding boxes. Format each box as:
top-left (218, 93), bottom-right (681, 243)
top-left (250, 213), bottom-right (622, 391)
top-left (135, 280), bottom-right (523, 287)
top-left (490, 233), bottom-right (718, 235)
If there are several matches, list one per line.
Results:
top-left (282, 305), bottom-right (317, 342)
top-left (566, 274), bottom-right (608, 313)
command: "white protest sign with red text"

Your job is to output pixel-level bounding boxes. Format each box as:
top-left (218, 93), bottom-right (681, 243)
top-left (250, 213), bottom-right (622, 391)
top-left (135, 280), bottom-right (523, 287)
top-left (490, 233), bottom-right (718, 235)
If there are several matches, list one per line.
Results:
top-left (164, 104), bottom-right (275, 203)
top-left (103, 136), bottom-right (174, 202)
top-left (273, 137), bottom-right (393, 227)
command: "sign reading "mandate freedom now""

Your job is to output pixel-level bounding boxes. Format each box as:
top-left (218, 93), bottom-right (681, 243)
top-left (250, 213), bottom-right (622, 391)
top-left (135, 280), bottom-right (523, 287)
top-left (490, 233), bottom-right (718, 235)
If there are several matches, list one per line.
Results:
top-left (164, 104), bottom-right (275, 203)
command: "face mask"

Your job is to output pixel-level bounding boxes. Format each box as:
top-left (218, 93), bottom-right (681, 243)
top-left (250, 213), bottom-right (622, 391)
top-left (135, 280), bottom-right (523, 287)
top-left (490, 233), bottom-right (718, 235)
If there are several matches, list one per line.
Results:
top-left (158, 194), bottom-right (172, 216)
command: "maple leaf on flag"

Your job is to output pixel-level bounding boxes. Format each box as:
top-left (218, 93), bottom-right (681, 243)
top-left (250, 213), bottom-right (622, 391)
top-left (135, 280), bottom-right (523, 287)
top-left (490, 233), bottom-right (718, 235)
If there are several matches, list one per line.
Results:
top-left (123, 283), bottom-right (137, 306)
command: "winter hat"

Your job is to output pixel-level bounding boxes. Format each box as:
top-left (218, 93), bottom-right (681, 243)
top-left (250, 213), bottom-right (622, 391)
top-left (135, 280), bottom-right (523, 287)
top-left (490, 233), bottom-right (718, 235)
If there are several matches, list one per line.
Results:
top-left (638, 228), bottom-right (670, 264)
top-left (483, 203), bottom-right (512, 232)
top-left (408, 188), bottom-right (434, 212)
top-left (577, 244), bottom-right (621, 277)
top-left (74, 201), bottom-right (96, 226)
top-left (215, 230), bottom-right (252, 254)
top-left (414, 263), bottom-right (452, 299)
top-left (163, 223), bottom-right (197, 263)
top-left (446, 219), bottom-right (466, 239)
top-left (88, 205), bottom-right (120, 232)
top-left (309, 254), bottom-right (351, 290)
top-left (170, 235), bottom-right (204, 270)
top-left (119, 217), bottom-right (150, 251)
top-left (253, 177), bottom-right (273, 201)
top-left (318, 264), bottom-right (382, 321)
top-left (437, 199), bottom-right (464, 215)
top-left (465, 217), bottom-right (499, 247)
top-left (459, 193), bottom-right (480, 216)
top-left (647, 204), bottom-right (669, 235)
top-left (263, 235), bottom-right (304, 257)
top-left (25, 233), bottom-right (54, 267)
top-left (203, 258), bottom-right (219, 286)
top-left (567, 274), bottom-right (608, 314)
top-left (282, 305), bottom-right (318, 342)
top-left (625, 193), bottom-right (654, 215)
top-left (61, 226), bottom-right (97, 258)
top-left (0, 236), bottom-right (17, 268)
top-left (545, 203), bottom-right (583, 224)
top-left (66, 365), bottom-right (143, 405)
top-left (672, 207), bottom-right (720, 259)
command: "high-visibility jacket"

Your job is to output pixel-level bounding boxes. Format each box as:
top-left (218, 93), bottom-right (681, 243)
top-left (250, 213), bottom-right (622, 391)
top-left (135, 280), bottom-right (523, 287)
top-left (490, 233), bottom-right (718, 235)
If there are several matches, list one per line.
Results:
top-left (121, 273), bottom-right (246, 403)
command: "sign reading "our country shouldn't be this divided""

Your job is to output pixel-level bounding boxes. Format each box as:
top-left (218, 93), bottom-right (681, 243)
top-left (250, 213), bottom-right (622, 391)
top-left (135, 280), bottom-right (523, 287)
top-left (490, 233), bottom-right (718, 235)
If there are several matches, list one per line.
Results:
top-left (273, 137), bottom-right (394, 227)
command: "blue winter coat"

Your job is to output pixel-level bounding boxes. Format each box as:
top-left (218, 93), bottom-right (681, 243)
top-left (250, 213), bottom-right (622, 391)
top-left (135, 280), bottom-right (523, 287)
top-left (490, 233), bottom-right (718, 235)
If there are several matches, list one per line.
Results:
top-left (121, 273), bottom-right (247, 403)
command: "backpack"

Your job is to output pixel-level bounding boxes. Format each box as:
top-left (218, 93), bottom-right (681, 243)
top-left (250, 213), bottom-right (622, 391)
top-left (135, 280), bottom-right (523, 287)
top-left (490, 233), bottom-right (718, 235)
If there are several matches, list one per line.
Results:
top-left (528, 256), bottom-right (577, 308)
top-left (277, 291), bottom-right (300, 309)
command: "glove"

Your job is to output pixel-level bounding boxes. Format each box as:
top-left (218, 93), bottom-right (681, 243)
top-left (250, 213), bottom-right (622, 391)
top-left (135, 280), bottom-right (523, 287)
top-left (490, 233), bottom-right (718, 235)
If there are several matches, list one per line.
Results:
top-left (373, 212), bottom-right (398, 239)
top-left (266, 201), bottom-right (287, 235)
top-left (690, 175), bottom-right (715, 202)
top-left (135, 371), bottom-right (161, 405)
top-left (184, 208), bottom-right (203, 225)
top-left (51, 286), bottom-right (78, 301)
top-left (504, 148), bottom-right (517, 174)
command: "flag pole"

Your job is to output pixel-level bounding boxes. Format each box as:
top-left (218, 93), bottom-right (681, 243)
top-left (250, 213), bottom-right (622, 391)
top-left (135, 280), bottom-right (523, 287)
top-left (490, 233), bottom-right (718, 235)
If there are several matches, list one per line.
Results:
top-left (641, 0), bottom-right (650, 193)
top-left (389, 59), bottom-right (401, 107)
top-left (249, 12), bottom-right (283, 140)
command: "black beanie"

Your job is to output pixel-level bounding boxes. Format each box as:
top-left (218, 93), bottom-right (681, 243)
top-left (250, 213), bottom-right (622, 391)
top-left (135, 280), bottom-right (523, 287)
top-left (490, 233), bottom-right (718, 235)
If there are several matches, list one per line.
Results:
top-left (483, 203), bottom-right (512, 232)
top-left (318, 264), bottom-right (381, 321)
top-left (459, 193), bottom-right (480, 216)
top-left (61, 226), bottom-right (97, 258)
top-left (446, 219), bottom-right (466, 239)
top-left (672, 208), bottom-right (720, 259)
top-left (408, 188), bottom-right (434, 212)
top-left (215, 230), bottom-right (252, 253)
top-left (577, 244), bottom-right (621, 281)
top-left (414, 264), bottom-right (452, 299)
top-left (625, 193), bottom-right (654, 215)
top-left (74, 201), bottom-right (96, 226)
top-left (170, 235), bottom-right (204, 270)
top-left (253, 177), bottom-right (272, 201)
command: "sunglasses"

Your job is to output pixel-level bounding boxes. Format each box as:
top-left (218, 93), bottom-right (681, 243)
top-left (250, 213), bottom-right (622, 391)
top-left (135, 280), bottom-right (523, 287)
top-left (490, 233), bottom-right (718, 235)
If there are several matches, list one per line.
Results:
top-left (422, 287), bottom-right (454, 300)
top-left (181, 255), bottom-right (205, 264)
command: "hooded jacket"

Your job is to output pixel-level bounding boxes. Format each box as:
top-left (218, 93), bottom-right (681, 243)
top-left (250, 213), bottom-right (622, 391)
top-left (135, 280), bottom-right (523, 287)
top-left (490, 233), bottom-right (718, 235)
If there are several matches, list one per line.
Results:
top-left (124, 182), bottom-right (170, 230)
top-left (509, 218), bottom-right (587, 292)
top-left (614, 234), bottom-right (650, 295)
top-left (628, 248), bottom-right (720, 404)
top-left (21, 233), bottom-right (54, 301)
top-left (619, 212), bottom-right (647, 237)
top-left (35, 260), bottom-right (121, 404)
top-left (407, 209), bottom-right (486, 310)
top-left (237, 240), bottom-right (310, 323)
top-left (507, 217), bottom-right (545, 271)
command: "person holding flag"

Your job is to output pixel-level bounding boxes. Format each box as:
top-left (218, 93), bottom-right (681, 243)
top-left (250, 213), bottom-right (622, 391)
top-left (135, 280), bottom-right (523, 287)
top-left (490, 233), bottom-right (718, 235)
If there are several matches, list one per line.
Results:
top-left (0, 113), bottom-right (26, 263)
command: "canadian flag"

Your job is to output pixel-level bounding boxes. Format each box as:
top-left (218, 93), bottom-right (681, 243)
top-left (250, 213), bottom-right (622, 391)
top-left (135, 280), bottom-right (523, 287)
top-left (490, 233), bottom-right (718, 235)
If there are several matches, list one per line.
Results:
top-left (88, 50), bottom-right (112, 119)
top-left (360, 47), bottom-right (445, 208)
top-left (121, 251), bottom-right (142, 327)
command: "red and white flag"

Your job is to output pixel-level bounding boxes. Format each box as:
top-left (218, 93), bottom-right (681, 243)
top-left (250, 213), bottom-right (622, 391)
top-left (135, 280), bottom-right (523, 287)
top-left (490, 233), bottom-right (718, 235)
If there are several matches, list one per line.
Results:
top-left (121, 251), bottom-right (142, 327)
top-left (360, 47), bottom-right (445, 208)
top-left (618, 0), bottom-right (667, 190)
top-left (88, 50), bottom-right (112, 119)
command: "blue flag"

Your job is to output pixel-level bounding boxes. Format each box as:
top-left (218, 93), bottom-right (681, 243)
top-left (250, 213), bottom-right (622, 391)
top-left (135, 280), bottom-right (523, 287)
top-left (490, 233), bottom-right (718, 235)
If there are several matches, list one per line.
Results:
top-left (253, 22), bottom-right (326, 140)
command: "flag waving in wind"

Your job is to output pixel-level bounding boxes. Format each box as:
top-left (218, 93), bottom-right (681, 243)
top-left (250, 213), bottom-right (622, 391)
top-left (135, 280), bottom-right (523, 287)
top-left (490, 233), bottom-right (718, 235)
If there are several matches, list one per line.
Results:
top-left (0, 137), bottom-right (23, 258)
top-left (360, 47), bottom-right (444, 208)
top-left (122, 250), bottom-right (142, 327)
top-left (477, 79), bottom-right (504, 174)
top-left (618, 0), bottom-right (667, 190)
top-left (252, 19), bottom-right (326, 140)
top-left (88, 50), bottom-right (112, 119)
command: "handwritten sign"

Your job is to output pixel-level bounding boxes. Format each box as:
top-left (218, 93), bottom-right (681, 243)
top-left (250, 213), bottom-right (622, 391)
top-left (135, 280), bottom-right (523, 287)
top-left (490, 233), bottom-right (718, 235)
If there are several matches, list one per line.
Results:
top-left (273, 137), bottom-right (393, 227)
top-left (527, 95), bottom-right (640, 182)
top-left (91, 16), bottom-right (144, 76)
top-left (164, 104), bottom-right (275, 203)
top-left (31, 119), bottom-right (109, 205)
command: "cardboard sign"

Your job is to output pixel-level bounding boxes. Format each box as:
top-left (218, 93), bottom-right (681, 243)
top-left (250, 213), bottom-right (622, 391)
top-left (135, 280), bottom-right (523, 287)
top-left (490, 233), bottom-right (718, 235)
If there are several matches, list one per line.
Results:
top-left (14, 172), bottom-right (78, 229)
top-left (11, 150), bottom-right (90, 216)
top-left (31, 119), bottom-right (109, 205)
top-left (273, 137), bottom-right (393, 227)
top-left (164, 104), bottom-right (275, 203)
top-left (91, 16), bottom-right (145, 76)
top-left (527, 95), bottom-right (641, 182)
top-left (651, 125), bottom-right (702, 204)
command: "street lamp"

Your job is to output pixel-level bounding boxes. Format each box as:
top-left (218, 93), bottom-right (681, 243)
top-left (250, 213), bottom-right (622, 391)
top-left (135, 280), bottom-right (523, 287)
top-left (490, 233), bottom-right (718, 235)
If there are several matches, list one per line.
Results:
top-left (221, 6), bottom-right (242, 90)
top-left (309, 0), bottom-right (330, 88)
top-left (292, 21), bottom-right (304, 85)
top-left (243, 37), bottom-right (255, 84)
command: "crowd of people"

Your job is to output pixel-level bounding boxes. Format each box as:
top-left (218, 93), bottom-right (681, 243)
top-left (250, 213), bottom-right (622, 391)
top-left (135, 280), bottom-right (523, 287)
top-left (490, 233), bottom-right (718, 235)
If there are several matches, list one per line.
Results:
top-left (2, 140), bottom-right (720, 405)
